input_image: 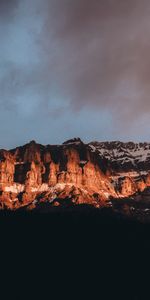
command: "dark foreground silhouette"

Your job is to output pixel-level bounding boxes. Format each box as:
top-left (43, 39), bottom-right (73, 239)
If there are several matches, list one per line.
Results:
top-left (0, 205), bottom-right (149, 299)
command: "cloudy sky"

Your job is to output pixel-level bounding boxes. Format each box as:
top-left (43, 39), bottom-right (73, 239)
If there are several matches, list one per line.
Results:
top-left (1, 0), bottom-right (150, 148)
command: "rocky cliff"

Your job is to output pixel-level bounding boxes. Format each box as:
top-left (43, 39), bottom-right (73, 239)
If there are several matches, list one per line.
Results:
top-left (1, 138), bottom-right (150, 211)
top-left (0, 138), bottom-right (117, 210)
top-left (89, 141), bottom-right (150, 197)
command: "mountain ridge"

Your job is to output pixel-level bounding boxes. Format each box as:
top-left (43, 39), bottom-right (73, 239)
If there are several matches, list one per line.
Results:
top-left (0, 138), bottom-right (150, 219)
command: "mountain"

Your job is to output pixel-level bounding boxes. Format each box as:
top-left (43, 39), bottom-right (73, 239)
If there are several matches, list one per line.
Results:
top-left (0, 138), bottom-right (116, 210)
top-left (1, 138), bottom-right (150, 219)
top-left (89, 141), bottom-right (150, 196)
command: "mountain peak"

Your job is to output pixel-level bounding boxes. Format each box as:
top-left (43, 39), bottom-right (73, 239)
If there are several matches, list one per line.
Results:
top-left (28, 140), bottom-right (37, 145)
top-left (63, 137), bottom-right (83, 145)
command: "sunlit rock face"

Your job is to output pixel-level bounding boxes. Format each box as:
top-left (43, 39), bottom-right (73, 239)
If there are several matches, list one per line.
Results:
top-left (0, 150), bottom-right (15, 188)
top-left (2, 138), bottom-right (150, 210)
top-left (0, 139), bottom-right (117, 210)
top-left (89, 141), bottom-right (150, 197)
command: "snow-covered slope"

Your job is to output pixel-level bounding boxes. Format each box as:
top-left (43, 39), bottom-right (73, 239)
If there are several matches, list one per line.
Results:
top-left (88, 141), bottom-right (150, 197)
top-left (89, 141), bottom-right (150, 172)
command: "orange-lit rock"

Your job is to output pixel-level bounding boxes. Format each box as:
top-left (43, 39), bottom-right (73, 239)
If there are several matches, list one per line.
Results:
top-left (1, 139), bottom-right (150, 210)
top-left (118, 177), bottom-right (137, 197)
top-left (0, 140), bottom-right (118, 209)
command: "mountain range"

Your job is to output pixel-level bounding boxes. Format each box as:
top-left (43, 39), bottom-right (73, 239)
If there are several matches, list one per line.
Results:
top-left (1, 137), bottom-right (150, 220)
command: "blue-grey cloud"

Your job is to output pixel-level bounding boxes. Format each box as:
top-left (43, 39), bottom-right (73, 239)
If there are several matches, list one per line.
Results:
top-left (1, 0), bottom-right (150, 148)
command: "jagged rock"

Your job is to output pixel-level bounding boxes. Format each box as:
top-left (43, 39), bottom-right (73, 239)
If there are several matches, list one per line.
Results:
top-left (89, 141), bottom-right (150, 197)
top-left (0, 140), bottom-right (117, 209)
top-left (63, 137), bottom-right (83, 145)
top-left (1, 139), bottom-right (150, 210)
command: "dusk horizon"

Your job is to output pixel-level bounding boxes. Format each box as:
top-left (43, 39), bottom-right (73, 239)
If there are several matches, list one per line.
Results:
top-left (3, 135), bottom-right (150, 151)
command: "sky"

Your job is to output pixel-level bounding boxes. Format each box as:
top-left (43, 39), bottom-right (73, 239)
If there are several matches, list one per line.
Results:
top-left (1, 0), bottom-right (150, 148)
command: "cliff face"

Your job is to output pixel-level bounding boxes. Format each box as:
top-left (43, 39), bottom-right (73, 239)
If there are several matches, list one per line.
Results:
top-left (1, 138), bottom-right (150, 211)
top-left (0, 139), bottom-right (117, 210)
top-left (89, 141), bottom-right (150, 197)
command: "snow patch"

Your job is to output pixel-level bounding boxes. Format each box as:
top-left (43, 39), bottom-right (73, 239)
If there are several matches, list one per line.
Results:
top-left (89, 141), bottom-right (150, 167)
top-left (5, 184), bottom-right (25, 193)
top-left (89, 145), bottom-right (96, 152)
top-left (31, 184), bottom-right (49, 193)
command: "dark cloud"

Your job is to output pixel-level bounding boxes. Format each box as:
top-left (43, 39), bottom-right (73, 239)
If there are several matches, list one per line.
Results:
top-left (38, 0), bottom-right (150, 120)
top-left (1, 0), bottom-right (150, 147)
top-left (0, 0), bottom-right (19, 19)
